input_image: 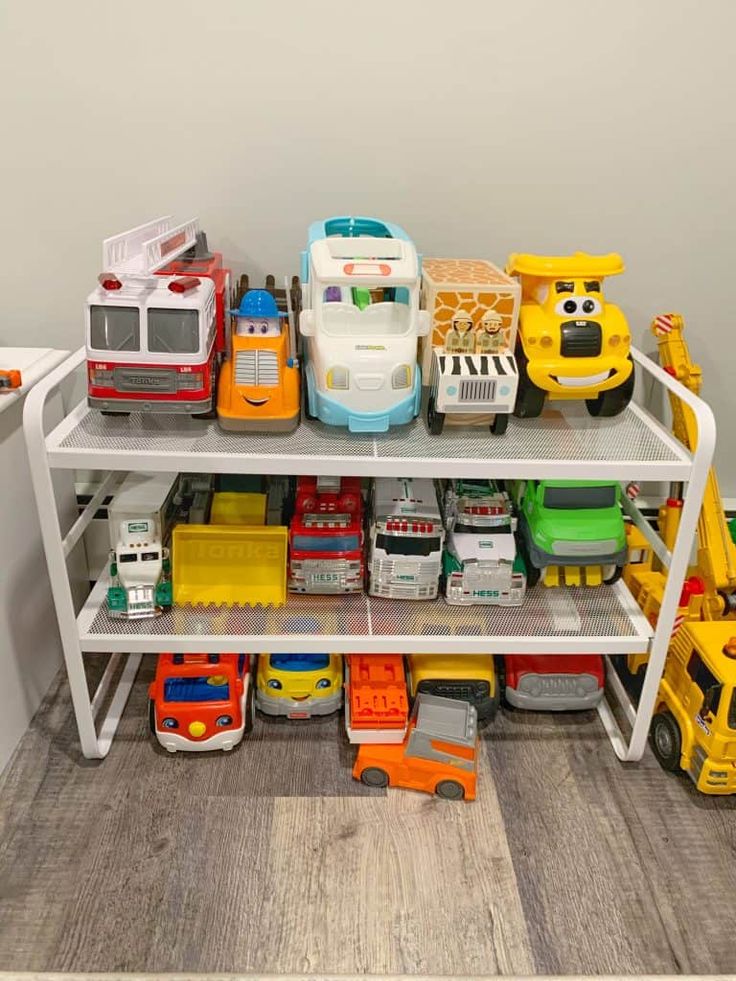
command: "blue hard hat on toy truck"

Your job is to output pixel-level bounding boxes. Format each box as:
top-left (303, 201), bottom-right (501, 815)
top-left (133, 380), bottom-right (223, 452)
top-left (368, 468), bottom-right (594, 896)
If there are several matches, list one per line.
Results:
top-left (230, 289), bottom-right (285, 319)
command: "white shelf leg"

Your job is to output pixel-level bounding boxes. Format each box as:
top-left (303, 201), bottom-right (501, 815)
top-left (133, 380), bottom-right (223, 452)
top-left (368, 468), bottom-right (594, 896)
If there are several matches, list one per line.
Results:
top-left (23, 351), bottom-right (140, 759)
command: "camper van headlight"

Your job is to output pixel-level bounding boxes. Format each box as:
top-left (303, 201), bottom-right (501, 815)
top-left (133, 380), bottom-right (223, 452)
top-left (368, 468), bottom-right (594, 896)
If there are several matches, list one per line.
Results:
top-left (327, 366), bottom-right (349, 390)
top-left (392, 364), bottom-right (411, 389)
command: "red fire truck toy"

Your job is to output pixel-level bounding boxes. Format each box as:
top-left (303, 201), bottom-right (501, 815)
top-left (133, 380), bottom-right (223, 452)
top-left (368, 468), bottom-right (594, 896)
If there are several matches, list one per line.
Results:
top-left (288, 476), bottom-right (364, 593)
top-left (344, 654), bottom-right (410, 743)
top-left (86, 217), bottom-right (231, 416)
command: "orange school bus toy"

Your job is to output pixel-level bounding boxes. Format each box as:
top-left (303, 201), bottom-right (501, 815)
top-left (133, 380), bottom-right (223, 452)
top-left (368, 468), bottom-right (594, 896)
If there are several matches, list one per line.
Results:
top-left (217, 277), bottom-right (300, 432)
top-left (353, 693), bottom-right (479, 800)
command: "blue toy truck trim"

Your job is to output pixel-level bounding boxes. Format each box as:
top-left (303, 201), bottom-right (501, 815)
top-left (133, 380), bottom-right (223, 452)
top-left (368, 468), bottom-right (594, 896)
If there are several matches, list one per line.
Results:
top-left (306, 362), bottom-right (421, 433)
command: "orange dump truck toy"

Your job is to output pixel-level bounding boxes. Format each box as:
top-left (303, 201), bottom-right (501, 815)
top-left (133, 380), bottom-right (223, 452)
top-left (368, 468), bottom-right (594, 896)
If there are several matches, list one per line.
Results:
top-left (353, 692), bottom-right (479, 800)
top-left (217, 278), bottom-right (300, 432)
top-left (344, 654), bottom-right (409, 744)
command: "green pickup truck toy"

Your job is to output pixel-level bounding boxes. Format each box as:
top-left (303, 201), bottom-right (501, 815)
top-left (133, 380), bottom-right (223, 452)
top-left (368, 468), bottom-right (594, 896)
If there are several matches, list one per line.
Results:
top-left (510, 479), bottom-right (627, 587)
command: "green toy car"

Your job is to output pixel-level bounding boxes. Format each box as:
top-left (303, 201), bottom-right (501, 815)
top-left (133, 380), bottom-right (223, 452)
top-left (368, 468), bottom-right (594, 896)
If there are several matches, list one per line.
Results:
top-left (510, 479), bottom-right (627, 587)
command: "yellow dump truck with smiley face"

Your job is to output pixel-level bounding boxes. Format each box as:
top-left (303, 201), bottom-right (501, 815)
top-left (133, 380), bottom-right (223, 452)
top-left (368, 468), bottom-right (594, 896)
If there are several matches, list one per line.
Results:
top-left (506, 252), bottom-right (634, 419)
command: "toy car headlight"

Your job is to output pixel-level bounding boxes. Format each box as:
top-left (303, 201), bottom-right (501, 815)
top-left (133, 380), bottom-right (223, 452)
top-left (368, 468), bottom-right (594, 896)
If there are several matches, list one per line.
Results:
top-left (327, 366), bottom-right (349, 390)
top-left (392, 364), bottom-right (411, 389)
top-left (162, 717), bottom-right (179, 729)
top-left (267, 679), bottom-right (282, 690)
top-left (216, 715), bottom-right (233, 727)
top-left (90, 367), bottom-right (114, 386)
top-left (315, 678), bottom-right (331, 689)
top-left (178, 372), bottom-right (205, 390)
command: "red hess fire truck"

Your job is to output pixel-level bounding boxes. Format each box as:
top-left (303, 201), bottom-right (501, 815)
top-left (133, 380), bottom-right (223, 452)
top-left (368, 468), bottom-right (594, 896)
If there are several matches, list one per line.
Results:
top-left (86, 217), bottom-right (231, 416)
top-left (288, 476), bottom-right (364, 593)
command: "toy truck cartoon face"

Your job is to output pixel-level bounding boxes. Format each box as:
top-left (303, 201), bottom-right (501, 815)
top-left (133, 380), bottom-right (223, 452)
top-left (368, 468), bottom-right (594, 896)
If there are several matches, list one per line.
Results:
top-left (651, 624), bottom-right (736, 794)
top-left (513, 479), bottom-right (627, 574)
top-left (407, 654), bottom-right (499, 721)
top-left (368, 477), bottom-right (444, 600)
top-left (149, 653), bottom-right (252, 753)
top-left (216, 287), bottom-right (301, 432)
top-left (442, 480), bottom-right (526, 606)
top-left (503, 655), bottom-right (604, 711)
top-left (300, 217), bottom-right (429, 432)
top-left (87, 276), bottom-right (217, 413)
top-left (506, 252), bottom-right (633, 416)
top-left (255, 653), bottom-right (343, 719)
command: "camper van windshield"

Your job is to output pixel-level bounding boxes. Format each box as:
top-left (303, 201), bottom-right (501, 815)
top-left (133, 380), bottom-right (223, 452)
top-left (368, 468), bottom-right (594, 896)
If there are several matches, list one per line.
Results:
top-left (320, 285), bottom-right (412, 337)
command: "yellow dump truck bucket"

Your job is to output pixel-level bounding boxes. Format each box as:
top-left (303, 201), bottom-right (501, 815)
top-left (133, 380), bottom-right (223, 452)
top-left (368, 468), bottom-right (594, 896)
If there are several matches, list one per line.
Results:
top-left (506, 251), bottom-right (625, 279)
top-left (210, 492), bottom-right (267, 526)
top-left (173, 524), bottom-right (287, 607)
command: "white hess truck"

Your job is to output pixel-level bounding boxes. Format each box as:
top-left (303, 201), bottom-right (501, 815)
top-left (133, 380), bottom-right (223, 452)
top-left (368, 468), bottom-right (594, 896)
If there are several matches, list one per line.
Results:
top-left (441, 480), bottom-right (526, 606)
top-left (368, 477), bottom-right (444, 600)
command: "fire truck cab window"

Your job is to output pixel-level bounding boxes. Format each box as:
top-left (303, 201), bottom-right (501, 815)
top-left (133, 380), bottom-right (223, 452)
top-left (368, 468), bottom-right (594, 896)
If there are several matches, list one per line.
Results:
top-left (90, 305), bottom-right (140, 352)
top-left (147, 309), bottom-right (200, 354)
top-left (376, 533), bottom-right (441, 557)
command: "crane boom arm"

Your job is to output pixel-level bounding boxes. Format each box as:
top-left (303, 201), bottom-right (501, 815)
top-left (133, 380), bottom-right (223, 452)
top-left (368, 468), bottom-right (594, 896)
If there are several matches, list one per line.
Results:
top-left (652, 314), bottom-right (736, 603)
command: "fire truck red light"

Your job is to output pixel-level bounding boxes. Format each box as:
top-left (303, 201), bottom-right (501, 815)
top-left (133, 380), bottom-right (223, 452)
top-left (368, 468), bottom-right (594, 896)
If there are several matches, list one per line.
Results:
top-left (98, 274), bottom-right (122, 291)
top-left (168, 277), bottom-right (201, 294)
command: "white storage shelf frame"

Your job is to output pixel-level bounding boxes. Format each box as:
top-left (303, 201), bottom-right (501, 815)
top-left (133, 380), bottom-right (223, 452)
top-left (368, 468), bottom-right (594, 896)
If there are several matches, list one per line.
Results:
top-left (24, 345), bottom-right (715, 762)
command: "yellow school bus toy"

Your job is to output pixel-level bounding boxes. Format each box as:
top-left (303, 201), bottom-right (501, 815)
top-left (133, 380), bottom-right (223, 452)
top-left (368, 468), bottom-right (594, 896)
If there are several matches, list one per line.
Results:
top-left (506, 252), bottom-right (634, 418)
top-left (650, 622), bottom-right (736, 794)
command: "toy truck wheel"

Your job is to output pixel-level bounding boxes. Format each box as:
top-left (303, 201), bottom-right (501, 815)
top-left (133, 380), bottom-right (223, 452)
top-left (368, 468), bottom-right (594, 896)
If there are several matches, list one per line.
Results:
top-left (586, 356), bottom-right (635, 418)
top-left (516, 536), bottom-right (540, 588)
top-left (649, 711), bottom-right (683, 772)
top-left (101, 410), bottom-right (130, 417)
top-left (426, 395), bottom-right (445, 435)
top-left (603, 564), bottom-right (624, 585)
top-left (244, 685), bottom-right (255, 734)
top-left (435, 779), bottom-right (465, 800)
top-left (360, 766), bottom-right (390, 788)
top-left (491, 413), bottom-right (509, 436)
top-left (513, 343), bottom-right (546, 419)
top-left (148, 700), bottom-right (156, 735)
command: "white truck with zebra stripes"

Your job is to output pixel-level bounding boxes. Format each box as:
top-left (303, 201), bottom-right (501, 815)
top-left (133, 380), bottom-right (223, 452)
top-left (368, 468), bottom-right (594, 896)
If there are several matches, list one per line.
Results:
top-left (426, 349), bottom-right (519, 435)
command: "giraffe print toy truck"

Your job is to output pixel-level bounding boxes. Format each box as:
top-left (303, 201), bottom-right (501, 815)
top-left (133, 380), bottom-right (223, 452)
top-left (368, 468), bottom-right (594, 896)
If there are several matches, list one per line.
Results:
top-left (421, 259), bottom-right (521, 436)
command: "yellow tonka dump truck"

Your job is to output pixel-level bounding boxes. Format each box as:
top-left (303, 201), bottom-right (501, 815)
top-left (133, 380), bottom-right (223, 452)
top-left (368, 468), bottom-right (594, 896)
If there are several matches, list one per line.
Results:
top-left (650, 622), bottom-right (736, 794)
top-left (172, 524), bottom-right (287, 607)
top-left (506, 252), bottom-right (634, 419)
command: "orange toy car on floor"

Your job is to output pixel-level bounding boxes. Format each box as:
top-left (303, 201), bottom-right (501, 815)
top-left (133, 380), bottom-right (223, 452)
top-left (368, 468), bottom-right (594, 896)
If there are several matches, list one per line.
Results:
top-left (353, 693), bottom-right (479, 800)
top-left (0, 369), bottom-right (22, 390)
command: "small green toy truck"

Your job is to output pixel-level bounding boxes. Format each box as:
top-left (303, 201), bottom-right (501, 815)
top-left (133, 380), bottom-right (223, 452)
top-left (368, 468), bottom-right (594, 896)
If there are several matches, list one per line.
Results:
top-left (511, 479), bottom-right (627, 587)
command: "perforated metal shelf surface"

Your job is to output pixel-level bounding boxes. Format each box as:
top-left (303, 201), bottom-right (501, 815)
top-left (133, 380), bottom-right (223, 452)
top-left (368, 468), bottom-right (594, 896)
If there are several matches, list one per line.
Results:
top-left (48, 394), bottom-right (690, 480)
top-left (78, 578), bottom-right (651, 655)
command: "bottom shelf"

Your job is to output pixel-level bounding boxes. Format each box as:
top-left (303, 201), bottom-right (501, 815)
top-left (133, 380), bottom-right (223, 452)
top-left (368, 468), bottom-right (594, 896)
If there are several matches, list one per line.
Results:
top-left (78, 576), bottom-right (653, 655)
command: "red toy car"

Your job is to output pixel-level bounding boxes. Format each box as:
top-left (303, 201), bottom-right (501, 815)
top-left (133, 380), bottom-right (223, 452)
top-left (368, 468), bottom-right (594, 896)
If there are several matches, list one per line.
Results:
top-left (503, 655), bottom-right (604, 711)
top-left (149, 652), bottom-right (253, 752)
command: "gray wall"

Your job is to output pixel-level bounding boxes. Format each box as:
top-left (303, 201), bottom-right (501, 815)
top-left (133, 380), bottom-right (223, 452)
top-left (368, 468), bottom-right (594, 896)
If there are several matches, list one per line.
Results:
top-left (2, 0), bottom-right (734, 488)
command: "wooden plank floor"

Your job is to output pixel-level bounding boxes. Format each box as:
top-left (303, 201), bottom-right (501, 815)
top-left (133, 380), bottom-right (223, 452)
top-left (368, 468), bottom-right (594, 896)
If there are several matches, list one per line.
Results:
top-left (1, 656), bottom-right (735, 976)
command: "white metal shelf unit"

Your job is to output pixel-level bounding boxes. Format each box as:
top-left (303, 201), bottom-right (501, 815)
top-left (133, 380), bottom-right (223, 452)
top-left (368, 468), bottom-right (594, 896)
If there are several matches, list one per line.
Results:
top-left (24, 345), bottom-right (715, 762)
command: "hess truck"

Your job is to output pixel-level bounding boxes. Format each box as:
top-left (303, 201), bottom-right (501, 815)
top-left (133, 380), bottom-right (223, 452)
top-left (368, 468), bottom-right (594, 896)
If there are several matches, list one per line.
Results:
top-left (288, 476), bottom-right (364, 593)
top-left (86, 217), bottom-right (231, 415)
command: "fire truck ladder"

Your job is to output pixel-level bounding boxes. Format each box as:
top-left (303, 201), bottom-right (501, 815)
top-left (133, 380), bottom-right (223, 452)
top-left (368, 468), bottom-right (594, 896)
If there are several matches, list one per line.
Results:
top-left (102, 216), bottom-right (200, 278)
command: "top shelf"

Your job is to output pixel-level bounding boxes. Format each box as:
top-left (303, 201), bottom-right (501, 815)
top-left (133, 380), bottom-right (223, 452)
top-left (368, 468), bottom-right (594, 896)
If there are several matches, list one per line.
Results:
top-left (47, 392), bottom-right (691, 482)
